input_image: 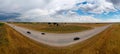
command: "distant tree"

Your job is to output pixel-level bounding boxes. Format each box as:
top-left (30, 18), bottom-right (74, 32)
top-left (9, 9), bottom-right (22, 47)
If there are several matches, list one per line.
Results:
top-left (53, 23), bottom-right (56, 25)
top-left (53, 23), bottom-right (59, 26)
top-left (56, 23), bottom-right (59, 26)
top-left (48, 22), bottom-right (51, 26)
top-left (48, 22), bottom-right (51, 25)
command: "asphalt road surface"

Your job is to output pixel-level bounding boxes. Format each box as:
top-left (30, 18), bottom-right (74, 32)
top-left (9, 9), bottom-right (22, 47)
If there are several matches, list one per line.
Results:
top-left (7, 23), bottom-right (111, 47)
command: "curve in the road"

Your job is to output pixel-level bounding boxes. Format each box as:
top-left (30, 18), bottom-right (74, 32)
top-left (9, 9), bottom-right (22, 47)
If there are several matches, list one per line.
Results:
top-left (7, 23), bottom-right (111, 47)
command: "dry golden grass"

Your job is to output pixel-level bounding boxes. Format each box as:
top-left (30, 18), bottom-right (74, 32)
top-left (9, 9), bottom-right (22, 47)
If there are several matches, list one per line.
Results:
top-left (0, 23), bottom-right (120, 54)
top-left (67, 24), bottom-right (120, 54)
top-left (70, 23), bottom-right (108, 27)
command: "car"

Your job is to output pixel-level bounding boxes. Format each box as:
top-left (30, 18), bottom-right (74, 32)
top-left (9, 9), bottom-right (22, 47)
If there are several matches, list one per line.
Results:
top-left (74, 37), bottom-right (80, 41)
top-left (41, 33), bottom-right (45, 35)
top-left (27, 31), bottom-right (31, 34)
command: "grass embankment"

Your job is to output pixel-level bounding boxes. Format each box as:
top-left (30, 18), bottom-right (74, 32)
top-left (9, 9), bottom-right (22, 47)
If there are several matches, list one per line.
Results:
top-left (11, 23), bottom-right (93, 33)
top-left (0, 23), bottom-right (120, 54)
top-left (0, 23), bottom-right (8, 47)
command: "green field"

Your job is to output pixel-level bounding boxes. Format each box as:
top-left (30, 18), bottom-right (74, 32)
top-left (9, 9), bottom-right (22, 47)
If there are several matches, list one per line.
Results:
top-left (0, 23), bottom-right (120, 54)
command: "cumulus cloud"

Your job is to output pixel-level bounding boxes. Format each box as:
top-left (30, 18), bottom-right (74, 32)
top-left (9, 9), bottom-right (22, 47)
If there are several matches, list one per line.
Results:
top-left (0, 0), bottom-right (49, 12)
top-left (0, 0), bottom-right (120, 22)
top-left (15, 14), bottom-right (101, 22)
top-left (25, 9), bottom-right (54, 16)
top-left (2, 0), bottom-right (116, 14)
top-left (77, 0), bottom-right (117, 14)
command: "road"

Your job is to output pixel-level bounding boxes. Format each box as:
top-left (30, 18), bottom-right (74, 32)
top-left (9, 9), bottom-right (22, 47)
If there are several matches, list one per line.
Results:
top-left (6, 23), bottom-right (111, 47)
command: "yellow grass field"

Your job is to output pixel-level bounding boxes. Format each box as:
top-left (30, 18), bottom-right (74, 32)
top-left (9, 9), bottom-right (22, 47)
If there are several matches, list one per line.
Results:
top-left (0, 23), bottom-right (120, 54)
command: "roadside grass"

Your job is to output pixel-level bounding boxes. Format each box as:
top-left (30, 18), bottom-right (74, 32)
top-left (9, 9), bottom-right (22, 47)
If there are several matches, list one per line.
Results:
top-left (0, 23), bottom-right (9, 46)
top-left (0, 23), bottom-right (4, 26)
top-left (0, 23), bottom-right (120, 54)
top-left (66, 24), bottom-right (120, 54)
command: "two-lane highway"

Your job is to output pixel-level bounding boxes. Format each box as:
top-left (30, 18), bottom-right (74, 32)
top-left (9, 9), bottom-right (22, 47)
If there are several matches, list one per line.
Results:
top-left (6, 23), bottom-right (111, 47)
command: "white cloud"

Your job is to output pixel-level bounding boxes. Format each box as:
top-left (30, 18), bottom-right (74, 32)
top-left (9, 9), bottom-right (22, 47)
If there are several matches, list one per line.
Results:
top-left (0, 0), bottom-right (118, 14)
top-left (16, 13), bottom-right (101, 22)
top-left (25, 9), bottom-right (55, 16)
top-left (0, 0), bottom-right (120, 22)
top-left (46, 0), bottom-right (78, 11)
top-left (0, 0), bottom-right (49, 12)
top-left (78, 0), bottom-right (117, 14)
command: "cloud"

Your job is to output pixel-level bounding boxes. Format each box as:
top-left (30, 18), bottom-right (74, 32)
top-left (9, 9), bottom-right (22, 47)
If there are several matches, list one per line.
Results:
top-left (25, 9), bottom-right (54, 16)
top-left (0, 0), bottom-right (118, 14)
top-left (77, 0), bottom-right (117, 14)
top-left (0, 0), bottom-right (120, 22)
top-left (107, 0), bottom-right (120, 9)
top-left (0, 0), bottom-right (49, 12)
top-left (15, 13), bottom-right (101, 22)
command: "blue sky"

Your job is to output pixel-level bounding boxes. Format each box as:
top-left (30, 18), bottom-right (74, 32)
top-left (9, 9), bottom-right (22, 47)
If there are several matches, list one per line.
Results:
top-left (76, 9), bottom-right (120, 19)
top-left (0, 0), bottom-right (120, 22)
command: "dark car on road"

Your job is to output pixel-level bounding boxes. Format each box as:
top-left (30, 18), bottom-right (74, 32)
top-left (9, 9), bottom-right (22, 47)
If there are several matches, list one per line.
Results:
top-left (41, 33), bottom-right (45, 35)
top-left (74, 37), bottom-right (80, 41)
top-left (27, 31), bottom-right (31, 34)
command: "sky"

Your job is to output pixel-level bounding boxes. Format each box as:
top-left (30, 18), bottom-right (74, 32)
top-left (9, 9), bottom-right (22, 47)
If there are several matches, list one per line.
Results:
top-left (0, 0), bottom-right (120, 22)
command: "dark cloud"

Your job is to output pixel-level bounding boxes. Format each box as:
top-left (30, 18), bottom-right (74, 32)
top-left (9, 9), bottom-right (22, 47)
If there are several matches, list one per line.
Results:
top-left (0, 12), bottom-right (20, 21)
top-left (107, 0), bottom-right (120, 9)
top-left (107, 0), bottom-right (120, 4)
